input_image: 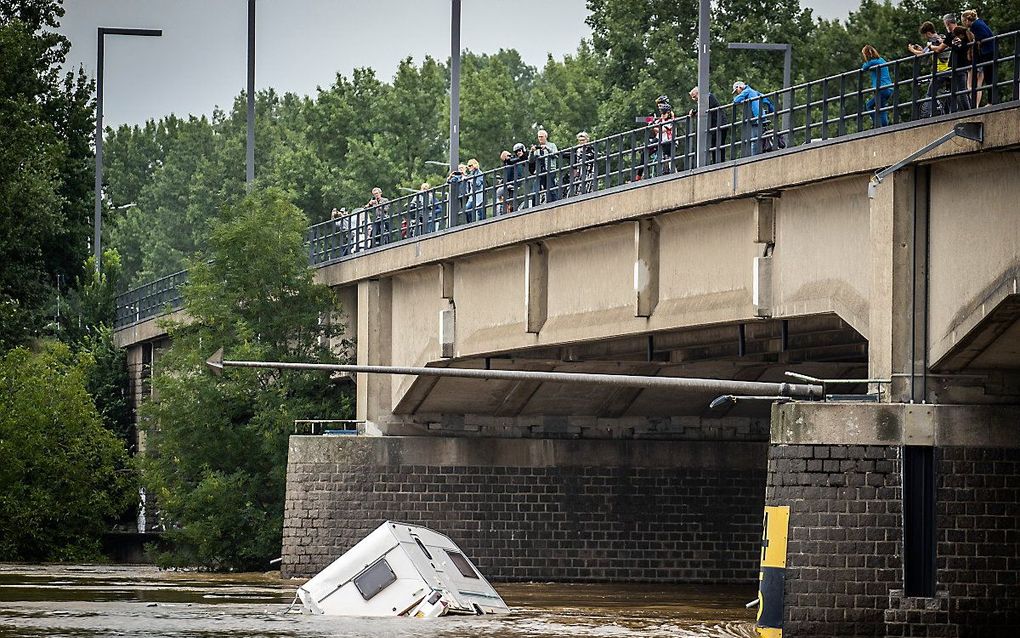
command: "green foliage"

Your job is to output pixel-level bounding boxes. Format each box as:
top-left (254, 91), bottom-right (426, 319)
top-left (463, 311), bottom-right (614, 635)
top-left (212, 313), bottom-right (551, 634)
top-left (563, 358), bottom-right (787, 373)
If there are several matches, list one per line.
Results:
top-left (142, 188), bottom-right (353, 570)
top-left (0, 0), bottom-right (94, 348)
top-left (0, 342), bottom-right (135, 561)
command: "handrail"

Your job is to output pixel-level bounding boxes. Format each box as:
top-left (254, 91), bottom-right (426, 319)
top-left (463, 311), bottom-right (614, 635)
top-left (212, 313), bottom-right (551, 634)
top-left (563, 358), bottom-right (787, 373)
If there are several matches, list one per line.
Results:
top-left (114, 29), bottom-right (1019, 329)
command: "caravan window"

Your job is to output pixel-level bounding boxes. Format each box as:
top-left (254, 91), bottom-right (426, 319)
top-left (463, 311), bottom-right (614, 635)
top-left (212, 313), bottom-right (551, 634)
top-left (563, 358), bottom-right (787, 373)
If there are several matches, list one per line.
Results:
top-left (354, 558), bottom-right (397, 600)
top-left (444, 550), bottom-right (479, 579)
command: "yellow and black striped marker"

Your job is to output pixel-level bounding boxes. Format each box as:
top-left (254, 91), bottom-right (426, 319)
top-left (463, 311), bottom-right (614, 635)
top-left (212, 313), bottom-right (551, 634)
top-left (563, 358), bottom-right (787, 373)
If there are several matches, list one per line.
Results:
top-left (756, 505), bottom-right (789, 638)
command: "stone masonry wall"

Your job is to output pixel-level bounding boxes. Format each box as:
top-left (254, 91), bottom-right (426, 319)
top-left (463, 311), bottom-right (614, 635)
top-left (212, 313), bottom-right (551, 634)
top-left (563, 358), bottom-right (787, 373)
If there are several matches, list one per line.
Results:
top-left (936, 447), bottom-right (1020, 636)
top-left (282, 436), bottom-right (767, 583)
top-left (765, 444), bottom-right (902, 637)
top-left (767, 444), bottom-right (1020, 638)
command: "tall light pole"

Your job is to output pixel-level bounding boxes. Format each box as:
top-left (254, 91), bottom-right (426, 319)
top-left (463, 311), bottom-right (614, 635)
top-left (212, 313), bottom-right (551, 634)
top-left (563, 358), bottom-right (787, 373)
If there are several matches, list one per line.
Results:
top-left (695, 0), bottom-right (710, 168)
top-left (246, 0), bottom-right (256, 188)
top-left (94, 27), bottom-right (162, 274)
top-left (728, 42), bottom-right (792, 133)
top-left (449, 0), bottom-right (461, 171)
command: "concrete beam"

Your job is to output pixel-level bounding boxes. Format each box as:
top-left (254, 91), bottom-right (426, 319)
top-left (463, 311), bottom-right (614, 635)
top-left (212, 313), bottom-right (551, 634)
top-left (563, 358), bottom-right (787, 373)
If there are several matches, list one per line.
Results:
top-left (525, 242), bottom-right (548, 333)
top-left (867, 168), bottom-right (915, 400)
top-left (771, 401), bottom-right (1020, 447)
top-left (289, 434), bottom-right (768, 470)
top-left (439, 261), bottom-right (454, 300)
top-left (634, 219), bottom-right (660, 317)
top-left (356, 279), bottom-right (393, 435)
top-left (753, 255), bottom-right (773, 318)
top-left (754, 196), bottom-right (776, 244)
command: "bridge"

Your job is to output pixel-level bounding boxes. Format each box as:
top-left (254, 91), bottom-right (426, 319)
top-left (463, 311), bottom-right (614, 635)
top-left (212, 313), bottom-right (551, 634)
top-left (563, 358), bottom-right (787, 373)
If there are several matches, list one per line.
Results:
top-left (115, 39), bottom-right (1020, 637)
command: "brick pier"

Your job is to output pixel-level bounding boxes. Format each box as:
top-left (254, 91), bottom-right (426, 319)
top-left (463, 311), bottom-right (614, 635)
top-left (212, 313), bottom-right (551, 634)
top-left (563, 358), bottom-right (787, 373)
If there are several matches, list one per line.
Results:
top-left (281, 436), bottom-right (766, 583)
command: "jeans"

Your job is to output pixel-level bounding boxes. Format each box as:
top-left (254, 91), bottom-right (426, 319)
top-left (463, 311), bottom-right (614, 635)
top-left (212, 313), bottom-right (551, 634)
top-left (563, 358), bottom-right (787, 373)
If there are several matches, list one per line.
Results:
top-left (922, 72), bottom-right (950, 116)
top-left (371, 219), bottom-right (390, 246)
top-left (531, 171), bottom-right (558, 203)
top-left (465, 194), bottom-right (485, 222)
top-left (866, 88), bottom-right (894, 127)
top-left (951, 71), bottom-right (972, 112)
top-left (749, 123), bottom-right (762, 155)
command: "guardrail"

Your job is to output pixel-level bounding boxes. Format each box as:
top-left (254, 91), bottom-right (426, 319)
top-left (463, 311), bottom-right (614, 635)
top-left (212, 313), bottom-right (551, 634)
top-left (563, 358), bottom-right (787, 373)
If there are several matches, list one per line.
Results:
top-left (115, 269), bottom-right (188, 329)
top-left (115, 29), bottom-right (1018, 329)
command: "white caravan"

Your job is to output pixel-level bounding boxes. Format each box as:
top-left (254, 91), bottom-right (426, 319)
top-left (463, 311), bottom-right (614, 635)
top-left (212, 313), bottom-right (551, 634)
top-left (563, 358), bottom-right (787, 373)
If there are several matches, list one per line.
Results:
top-left (296, 521), bottom-right (510, 618)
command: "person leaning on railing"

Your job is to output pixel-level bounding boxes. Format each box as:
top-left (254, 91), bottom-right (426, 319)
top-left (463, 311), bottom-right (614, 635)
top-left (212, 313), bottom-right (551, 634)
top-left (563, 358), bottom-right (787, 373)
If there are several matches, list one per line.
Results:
top-left (688, 87), bottom-right (728, 164)
top-left (330, 207), bottom-right (351, 256)
top-left (570, 131), bottom-right (596, 196)
top-left (464, 159), bottom-right (485, 222)
top-left (366, 187), bottom-right (390, 247)
top-left (861, 45), bottom-right (895, 128)
top-left (528, 129), bottom-right (559, 205)
top-left (731, 81), bottom-right (774, 155)
top-left (446, 164), bottom-right (467, 225)
top-left (653, 95), bottom-right (677, 175)
top-left (908, 21), bottom-right (952, 117)
top-left (497, 144), bottom-right (528, 214)
top-left (942, 14), bottom-right (974, 113)
top-left (408, 182), bottom-right (438, 237)
top-left (962, 9), bottom-right (996, 107)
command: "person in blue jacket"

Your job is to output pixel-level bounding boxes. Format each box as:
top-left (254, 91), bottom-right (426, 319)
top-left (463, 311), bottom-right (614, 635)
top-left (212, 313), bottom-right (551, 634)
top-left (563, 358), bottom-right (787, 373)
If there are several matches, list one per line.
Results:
top-left (861, 45), bottom-right (894, 127)
top-left (731, 81), bottom-right (774, 156)
top-left (962, 9), bottom-right (995, 107)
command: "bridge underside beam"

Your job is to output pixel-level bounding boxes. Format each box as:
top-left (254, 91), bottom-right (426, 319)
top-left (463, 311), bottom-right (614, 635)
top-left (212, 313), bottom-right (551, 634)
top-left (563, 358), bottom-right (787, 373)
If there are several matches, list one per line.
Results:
top-left (389, 313), bottom-right (867, 425)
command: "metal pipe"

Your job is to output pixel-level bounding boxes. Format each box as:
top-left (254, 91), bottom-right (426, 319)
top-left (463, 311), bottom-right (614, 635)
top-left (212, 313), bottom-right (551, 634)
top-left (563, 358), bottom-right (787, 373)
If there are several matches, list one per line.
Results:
top-left (449, 0), bottom-right (461, 171)
top-left (868, 122), bottom-right (983, 198)
top-left (206, 349), bottom-right (824, 398)
top-left (246, 0), bottom-right (256, 188)
top-left (93, 27), bottom-right (162, 273)
top-left (784, 371), bottom-right (890, 385)
top-left (94, 29), bottom-right (105, 273)
top-left (695, 0), bottom-right (710, 168)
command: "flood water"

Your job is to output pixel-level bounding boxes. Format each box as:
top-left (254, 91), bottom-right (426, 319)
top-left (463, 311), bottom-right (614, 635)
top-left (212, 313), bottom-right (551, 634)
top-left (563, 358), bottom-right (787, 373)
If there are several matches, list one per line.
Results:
top-left (0, 564), bottom-right (756, 637)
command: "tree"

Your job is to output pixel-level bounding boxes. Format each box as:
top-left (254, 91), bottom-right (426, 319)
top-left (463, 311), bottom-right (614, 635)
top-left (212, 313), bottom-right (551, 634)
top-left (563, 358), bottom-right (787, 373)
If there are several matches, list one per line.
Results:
top-left (142, 188), bottom-right (352, 570)
top-left (459, 50), bottom-right (536, 165)
top-left (0, 342), bottom-right (134, 561)
top-left (528, 41), bottom-right (605, 141)
top-left (0, 0), bottom-right (93, 348)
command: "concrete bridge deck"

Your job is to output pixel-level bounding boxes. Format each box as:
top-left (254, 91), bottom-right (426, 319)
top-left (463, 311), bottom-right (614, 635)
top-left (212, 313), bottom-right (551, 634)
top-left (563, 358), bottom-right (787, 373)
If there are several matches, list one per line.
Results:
top-left (115, 105), bottom-right (1020, 435)
top-left (115, 104), bottom-right (1020, 637)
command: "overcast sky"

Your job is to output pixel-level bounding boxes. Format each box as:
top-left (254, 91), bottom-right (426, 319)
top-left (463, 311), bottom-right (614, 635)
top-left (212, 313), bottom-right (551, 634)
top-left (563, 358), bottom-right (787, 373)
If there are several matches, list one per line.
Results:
top-left (59, 0), bottom-right (859, 127)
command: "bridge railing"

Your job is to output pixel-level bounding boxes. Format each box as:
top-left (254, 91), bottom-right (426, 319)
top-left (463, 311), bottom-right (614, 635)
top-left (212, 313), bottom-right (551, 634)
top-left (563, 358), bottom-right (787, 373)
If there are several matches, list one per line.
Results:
top-left (114, 269), bottom-right (188, 329)
top-left (708, 29), bottom-right (1018, 158)
top-left (116, 29), bottom-right (1019, 329)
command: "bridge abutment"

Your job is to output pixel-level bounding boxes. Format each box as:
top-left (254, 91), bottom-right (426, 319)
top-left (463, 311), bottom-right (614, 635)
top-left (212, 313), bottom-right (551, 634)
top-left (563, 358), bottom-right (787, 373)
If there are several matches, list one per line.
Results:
top-left (769, 402), bottom-right (1020, 637)
top-left (281, 435), bottom-right (766, 583)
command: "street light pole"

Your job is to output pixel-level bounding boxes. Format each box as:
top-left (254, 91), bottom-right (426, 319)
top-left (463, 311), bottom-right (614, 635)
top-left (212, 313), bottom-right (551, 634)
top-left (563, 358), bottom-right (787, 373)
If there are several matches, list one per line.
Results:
top-left (94, 27), bottom-right (162, 274)
top-left (727, 42), bottom-right (792, 133)
top-left (246, 0), bottom-right (256, 189)
top-left (449, 0), bottom-right (461, 171)
top-left (695, 0), bottom-right (710, 168)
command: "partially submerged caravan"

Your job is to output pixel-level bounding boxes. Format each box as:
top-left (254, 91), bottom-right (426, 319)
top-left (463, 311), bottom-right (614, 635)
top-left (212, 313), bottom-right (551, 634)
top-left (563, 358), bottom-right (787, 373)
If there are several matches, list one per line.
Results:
top-left (296, 522), bottom-right (510, 618)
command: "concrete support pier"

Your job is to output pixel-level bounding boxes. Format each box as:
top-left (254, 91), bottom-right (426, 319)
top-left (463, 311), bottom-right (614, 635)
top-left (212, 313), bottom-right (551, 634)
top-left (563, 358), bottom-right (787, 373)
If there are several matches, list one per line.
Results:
top-left (282, 436), bottom-right (766, 583)
top-left (768, 402), bottom-right (1020, 637)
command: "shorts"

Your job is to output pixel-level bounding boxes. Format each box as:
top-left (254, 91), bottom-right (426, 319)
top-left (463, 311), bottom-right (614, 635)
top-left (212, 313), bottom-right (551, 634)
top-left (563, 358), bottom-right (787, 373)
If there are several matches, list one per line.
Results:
top-left (975, 49), bottom-right (994, 68)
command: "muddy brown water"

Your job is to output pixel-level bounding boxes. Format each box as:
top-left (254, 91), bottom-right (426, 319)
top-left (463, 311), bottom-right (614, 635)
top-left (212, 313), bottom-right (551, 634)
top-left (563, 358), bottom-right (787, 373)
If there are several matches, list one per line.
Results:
top-left (0, 564), bottom-right (757, 637)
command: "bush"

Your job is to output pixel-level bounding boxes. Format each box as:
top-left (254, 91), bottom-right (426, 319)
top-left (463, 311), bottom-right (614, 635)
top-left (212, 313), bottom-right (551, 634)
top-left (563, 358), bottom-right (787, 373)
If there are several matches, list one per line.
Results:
top-left (0, 342), bottom-right (135, 561)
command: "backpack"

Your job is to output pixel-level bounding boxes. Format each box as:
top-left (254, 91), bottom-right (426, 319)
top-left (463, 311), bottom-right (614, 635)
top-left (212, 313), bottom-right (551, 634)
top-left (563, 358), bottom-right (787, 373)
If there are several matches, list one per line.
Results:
top-left (760, 118), bottom-right (786, 153)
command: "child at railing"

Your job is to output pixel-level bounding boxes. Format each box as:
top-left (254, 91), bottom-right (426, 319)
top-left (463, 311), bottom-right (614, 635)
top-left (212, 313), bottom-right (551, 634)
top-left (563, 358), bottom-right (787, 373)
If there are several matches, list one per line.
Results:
top-left (908, 22), bottom-right (952, 117)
